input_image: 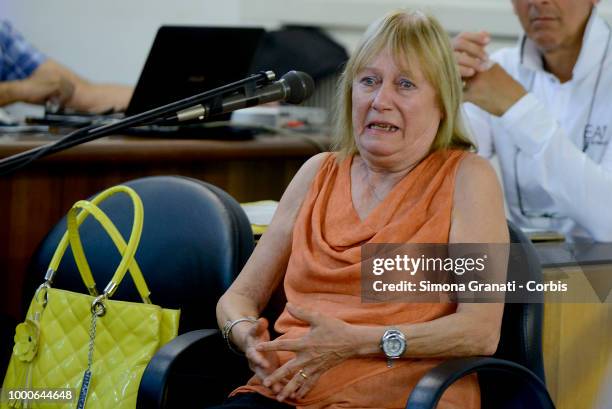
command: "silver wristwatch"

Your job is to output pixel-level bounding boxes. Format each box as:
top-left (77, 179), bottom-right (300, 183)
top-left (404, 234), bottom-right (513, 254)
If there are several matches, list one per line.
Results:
top-left (380, 328), bottom-right (407, 367)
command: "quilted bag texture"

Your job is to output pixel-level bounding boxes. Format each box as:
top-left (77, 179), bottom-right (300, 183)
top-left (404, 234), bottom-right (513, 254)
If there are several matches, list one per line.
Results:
top-left (2, 185), bottom-right (180, 409)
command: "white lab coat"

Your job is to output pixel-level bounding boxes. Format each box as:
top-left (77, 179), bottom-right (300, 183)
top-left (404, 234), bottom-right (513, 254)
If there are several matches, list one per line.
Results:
top-left (464, 9), bottom-right (612, 242)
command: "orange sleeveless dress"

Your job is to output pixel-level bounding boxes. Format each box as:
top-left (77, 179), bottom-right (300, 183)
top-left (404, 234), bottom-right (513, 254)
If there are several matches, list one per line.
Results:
top-left (233, 150), bottom-right (480, 409)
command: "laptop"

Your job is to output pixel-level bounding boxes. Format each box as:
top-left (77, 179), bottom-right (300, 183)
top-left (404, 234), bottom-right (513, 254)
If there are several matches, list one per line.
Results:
top-left (27, 26), bottom-right (266, 132)
top-left (125, 26), bottom-right (266, 119)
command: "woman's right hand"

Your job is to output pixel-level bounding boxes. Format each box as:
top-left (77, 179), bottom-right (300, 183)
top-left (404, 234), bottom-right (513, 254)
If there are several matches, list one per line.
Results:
top-left (240, 318), bottom-right (285, 394)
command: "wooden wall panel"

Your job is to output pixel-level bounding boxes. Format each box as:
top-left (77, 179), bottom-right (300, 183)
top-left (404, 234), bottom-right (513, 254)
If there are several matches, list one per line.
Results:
top-left (0, 133), bottom-right (328, 319)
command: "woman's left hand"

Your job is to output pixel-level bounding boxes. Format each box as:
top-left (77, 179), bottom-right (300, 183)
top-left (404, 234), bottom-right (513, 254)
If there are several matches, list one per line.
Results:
top-left (256, 303), bottom-right (356, 401)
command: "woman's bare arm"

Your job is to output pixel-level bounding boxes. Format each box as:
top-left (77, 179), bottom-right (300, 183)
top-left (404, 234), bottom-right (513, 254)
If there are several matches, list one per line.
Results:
top-left (216, 152), bottom-right (330, 351)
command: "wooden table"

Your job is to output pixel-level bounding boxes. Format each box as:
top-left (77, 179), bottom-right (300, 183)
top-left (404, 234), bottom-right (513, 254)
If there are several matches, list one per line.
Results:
top-left (536, 243), bottom-right (612, 409)
top-left (0, 132), bottom-right (329, 319)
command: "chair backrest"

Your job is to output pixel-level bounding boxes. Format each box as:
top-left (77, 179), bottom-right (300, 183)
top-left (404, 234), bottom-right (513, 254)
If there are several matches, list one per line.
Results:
top-left (25, 176), bottom-right (255, 333)
top-left (478, 221), bottom-right (547, 408)
top-left (494, 221), bottom-right (545, 380)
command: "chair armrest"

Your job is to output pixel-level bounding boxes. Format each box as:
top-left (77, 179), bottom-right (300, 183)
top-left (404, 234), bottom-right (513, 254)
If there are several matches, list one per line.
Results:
top-left (137, 329), bottom-right (253, 409)
top-left (405, 357), bottom-right (555, 409)
top-left (137, 329), bottom-right (219, 409)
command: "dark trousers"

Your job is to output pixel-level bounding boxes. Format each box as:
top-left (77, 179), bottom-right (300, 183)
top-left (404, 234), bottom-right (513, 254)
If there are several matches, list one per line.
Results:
top-left (207, 393), bottom-right (295, 409)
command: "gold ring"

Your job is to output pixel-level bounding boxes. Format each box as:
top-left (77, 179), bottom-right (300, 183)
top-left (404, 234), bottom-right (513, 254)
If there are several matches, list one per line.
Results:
top-left (298, 369), bottom-right (309, 380)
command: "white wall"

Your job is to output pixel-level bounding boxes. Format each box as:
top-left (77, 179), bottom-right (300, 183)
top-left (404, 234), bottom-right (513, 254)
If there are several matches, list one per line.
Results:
top-left (240, 0), bottom-right (612, 54)
top-left (241, 0), bottom-right (523, 52)
top-left (1, 0), bottom-right (242, 85)
top-left (2, 0), bottom-right (612, 86)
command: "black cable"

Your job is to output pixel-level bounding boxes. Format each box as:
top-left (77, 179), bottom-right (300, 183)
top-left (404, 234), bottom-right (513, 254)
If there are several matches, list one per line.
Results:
top-left (0, 115), bottom-right (174, 176)
top-left (0, 123), bottom-right (98, 175)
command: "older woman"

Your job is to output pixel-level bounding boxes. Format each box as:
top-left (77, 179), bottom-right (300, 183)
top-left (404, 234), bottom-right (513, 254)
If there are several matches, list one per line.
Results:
top-left (215, 9), bottom-right (508, 409)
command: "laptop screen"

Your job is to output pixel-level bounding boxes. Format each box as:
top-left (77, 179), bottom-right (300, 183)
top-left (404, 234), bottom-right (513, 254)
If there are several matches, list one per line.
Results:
top-left (125, 26), bottom-right (266, 118)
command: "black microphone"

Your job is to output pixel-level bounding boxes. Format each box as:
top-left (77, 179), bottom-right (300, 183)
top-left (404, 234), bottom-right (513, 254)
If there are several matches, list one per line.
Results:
top-left (174, 70), bottom-right (315, 122)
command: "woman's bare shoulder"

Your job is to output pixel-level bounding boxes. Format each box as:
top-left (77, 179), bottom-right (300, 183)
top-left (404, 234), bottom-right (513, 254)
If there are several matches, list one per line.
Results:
top-left (281, 152), bottom-right (334, 204)
top-left (270, 152), bottom-right (334, 224)
top-left (454, 152), bottom-right (501, 197)
top-left (297, 151), bottom-right (334, 180)
top-left (451, 152), bottom-right (508, 243)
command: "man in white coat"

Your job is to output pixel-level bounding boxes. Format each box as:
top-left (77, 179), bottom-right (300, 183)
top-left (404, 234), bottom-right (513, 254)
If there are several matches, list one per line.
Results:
top-left (454, 0), bottom-right (612, 241)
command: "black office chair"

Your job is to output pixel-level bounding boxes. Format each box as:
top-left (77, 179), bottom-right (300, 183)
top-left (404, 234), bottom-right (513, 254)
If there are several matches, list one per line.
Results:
top-left (174, 221), bottom-right (556, 409)
top-left (20, 176), bottom-right (255, 409)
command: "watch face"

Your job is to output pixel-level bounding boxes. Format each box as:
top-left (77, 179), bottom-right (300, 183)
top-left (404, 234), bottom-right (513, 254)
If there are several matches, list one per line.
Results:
top-left (382, 331), bottom-right (406, 358)
top-left (385, 338), bottom-right (403, 355)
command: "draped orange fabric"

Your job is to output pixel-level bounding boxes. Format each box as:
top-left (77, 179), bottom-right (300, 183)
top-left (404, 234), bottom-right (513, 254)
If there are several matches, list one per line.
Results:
top-left (233, 150), bottom-right (480, 409)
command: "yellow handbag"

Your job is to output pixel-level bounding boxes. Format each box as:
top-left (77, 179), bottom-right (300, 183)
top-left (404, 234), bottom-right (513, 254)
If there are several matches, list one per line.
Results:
top-left (2, 185), bottom-right (180, 409)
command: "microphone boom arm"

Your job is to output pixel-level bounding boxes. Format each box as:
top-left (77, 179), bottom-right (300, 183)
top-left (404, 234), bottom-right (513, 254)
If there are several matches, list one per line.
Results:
top-left (0, 71), bottom-right (276, 175)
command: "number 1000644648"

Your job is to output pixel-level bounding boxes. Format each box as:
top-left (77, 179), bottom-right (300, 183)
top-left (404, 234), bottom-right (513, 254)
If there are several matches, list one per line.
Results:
top-left (0, 388), bottom-right (75, 403)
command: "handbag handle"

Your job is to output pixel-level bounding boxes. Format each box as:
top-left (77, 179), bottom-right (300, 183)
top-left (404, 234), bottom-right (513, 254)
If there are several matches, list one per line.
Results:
top-left (68, 199), bottom-right (153, 303)
top-left (45, 185), bottom-right (151, 302)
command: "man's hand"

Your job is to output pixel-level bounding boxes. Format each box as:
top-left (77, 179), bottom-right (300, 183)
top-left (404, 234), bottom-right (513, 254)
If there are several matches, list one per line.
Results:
top-left (452, 31), bottom-right (491, 78)
top-left (464, 64), bottom-right (527, 117)
top-left (453, 31), bottom-right (527, 116)
top-left (256, 304), bottom-right (355, 402)
top-left (15, 73), bottom-right (74, 106)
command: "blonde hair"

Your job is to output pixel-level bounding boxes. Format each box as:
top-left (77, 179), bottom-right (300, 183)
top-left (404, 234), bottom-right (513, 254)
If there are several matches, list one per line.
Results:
top-left (332, 9), bottom-right (474, 157)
